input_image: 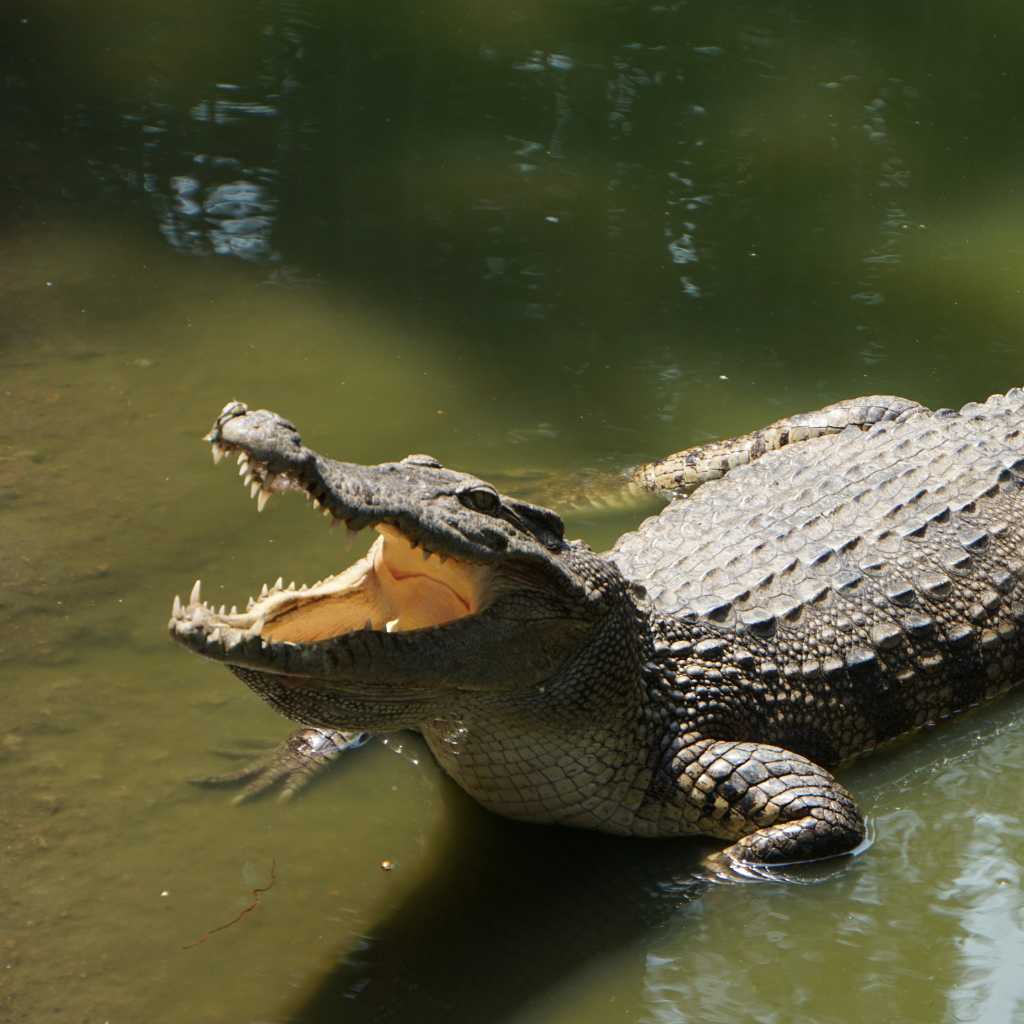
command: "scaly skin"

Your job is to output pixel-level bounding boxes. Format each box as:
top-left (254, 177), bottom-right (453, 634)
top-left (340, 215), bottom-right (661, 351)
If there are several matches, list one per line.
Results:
top-left (170, 390), bottom-right (1024, 868)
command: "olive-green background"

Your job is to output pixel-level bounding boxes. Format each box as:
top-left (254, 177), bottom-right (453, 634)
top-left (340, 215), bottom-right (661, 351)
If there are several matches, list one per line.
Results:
top-left (2, 2), bottom-right (1022, 1022)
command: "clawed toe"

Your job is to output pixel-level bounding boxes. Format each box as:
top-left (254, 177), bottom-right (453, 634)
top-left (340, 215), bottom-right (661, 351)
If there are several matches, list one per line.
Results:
top-left (190, 728), bottom-right (370, 803)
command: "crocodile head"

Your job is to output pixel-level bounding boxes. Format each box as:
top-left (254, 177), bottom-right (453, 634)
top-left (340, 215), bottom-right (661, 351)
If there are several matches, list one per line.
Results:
top-left (169, 402), bottom-right (620, 732)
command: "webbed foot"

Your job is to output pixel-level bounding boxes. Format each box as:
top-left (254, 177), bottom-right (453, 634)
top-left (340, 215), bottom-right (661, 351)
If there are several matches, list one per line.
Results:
top-left (191, 727), bottom-right (370, 803)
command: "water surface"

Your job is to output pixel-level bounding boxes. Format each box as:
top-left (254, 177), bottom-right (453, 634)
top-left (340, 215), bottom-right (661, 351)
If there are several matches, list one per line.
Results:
top-left (2, 2), bottom-right (1023, 1022)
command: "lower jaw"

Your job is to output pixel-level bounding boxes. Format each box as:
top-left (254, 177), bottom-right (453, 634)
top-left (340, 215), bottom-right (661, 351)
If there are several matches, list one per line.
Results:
top-left (227, 664), bottom-right (436, 732)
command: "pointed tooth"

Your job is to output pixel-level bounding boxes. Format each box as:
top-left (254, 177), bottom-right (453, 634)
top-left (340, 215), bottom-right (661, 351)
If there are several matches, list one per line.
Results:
top-left (239, 462), bottom-right (248, 477)
top-left (288, 580), bottom-right (296, 591)
top-left (230, 605), bottom-right (238, 615)
top-left (247, 596), bottom-right (255, 610)
top-left (385, 618), bottom-right (399, 633)
top-left (225, 631), bottom-right (242, 651)
top-left (219, 604), bottom-right (226, 616)
top-left (236, 452), bottom-right (246, 465)
top-left (249, 481), bottom-right (260, 499)
top-left (173, 594), bottom-right (183, 617)
top-left (209, 627), bottom-right (222, 644)
top-left (322, 508), bottom-right (332, 518)
top-left (190, 580), bottom-right (202, 606)
top-left (257, 489), bottom-right (271, 512)
top-left (212, 445), bottom-right (224, 465)
top-left (260, 583), bottom-right (269, 598)
top-left (274, 577), bottom-right (284, 591)
top-left (421, 549), bottom-right (431, 561)
top-left (312, 498), bottom-right (321, 510)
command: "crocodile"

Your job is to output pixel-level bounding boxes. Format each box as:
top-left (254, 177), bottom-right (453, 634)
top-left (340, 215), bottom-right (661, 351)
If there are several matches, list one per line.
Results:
top-left (169, 391), bottom-right (1024, 868)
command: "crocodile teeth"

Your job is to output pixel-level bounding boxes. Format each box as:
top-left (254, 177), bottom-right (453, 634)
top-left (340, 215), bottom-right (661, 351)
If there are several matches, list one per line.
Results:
top-left (212, 445), bottom-right (224, 465)
top-left (219, 604), bottom-right (226, 615)
top-left (312, 498), bottom-right (322, 510)
top-left (250, 481), bottom-right (261, 499)
top-left (274, 577), bottom-right (284, 590)
top-left (237, 452), bottom-right (246, 466)
top-left (288, 580), bottom-right (296, 591)
top-left (385, 618), bottom-right (399, 633)
top-left (260, 583), bottom-right (269, 598)
top-left (239, 462), bottom-right (248, 477)
top-left (230, 605), bottom-right (238, 615)
top-left (209, 628), bottom-right (222, 644)
top-left (322, 508), bottom-right (332, 519)
top-left (190, 579), bottom-right (202, 606)
top-left (257, 489), bottom-right (271, 513)
top-left (173, 594), bottom-right (183, 617)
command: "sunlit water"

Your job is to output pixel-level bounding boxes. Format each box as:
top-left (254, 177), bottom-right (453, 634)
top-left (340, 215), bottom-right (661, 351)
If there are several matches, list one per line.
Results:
top-left (2, 2), bottom-right (1023, 1022)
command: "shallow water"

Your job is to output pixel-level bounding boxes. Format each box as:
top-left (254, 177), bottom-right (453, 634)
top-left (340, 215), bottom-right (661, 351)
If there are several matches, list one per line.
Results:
top-left (2, 2), bottom-right (1023, 1022)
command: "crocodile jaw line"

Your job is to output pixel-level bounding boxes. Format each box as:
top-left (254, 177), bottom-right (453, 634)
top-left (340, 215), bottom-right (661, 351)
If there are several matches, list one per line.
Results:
top-left (168, 444), bottom-right (494, 666)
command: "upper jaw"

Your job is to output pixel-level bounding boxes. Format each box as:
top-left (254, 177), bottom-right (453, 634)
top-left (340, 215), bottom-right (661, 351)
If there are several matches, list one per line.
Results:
top-left (206, 400), bottom-right (545, 562)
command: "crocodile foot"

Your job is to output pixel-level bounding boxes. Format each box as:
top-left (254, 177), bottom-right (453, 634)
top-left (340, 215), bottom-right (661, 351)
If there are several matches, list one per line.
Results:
top-left (191, 727), bottom-right (370, 803)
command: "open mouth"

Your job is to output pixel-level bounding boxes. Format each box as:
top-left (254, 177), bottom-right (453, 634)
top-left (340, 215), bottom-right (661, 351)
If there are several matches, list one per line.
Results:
top-left (168, 434), bottom-right (495, 663)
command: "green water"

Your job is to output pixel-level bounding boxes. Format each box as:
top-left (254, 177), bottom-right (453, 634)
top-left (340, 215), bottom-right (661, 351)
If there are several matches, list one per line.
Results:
top-left (2, 2), bottom-right (1023, 1021)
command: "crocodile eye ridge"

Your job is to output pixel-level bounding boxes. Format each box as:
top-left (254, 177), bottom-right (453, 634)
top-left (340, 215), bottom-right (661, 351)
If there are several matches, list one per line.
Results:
top-left (460, 486), bottom-right (501, 513)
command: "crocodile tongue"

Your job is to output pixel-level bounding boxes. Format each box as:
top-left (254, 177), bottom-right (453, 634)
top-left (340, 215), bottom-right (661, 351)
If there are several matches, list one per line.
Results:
top-left (260, 525), bottom-right (485, 643)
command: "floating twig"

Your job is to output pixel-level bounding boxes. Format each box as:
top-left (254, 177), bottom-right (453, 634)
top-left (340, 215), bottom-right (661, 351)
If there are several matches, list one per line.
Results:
top-left (183, 860), bottom-right (277, 950)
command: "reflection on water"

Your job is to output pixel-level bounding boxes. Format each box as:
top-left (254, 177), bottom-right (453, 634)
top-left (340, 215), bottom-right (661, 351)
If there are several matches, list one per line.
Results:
top-left (942, 817), bottom-right (1023, 1024)
top-left (2, 1), bottom-right (1024, 1022)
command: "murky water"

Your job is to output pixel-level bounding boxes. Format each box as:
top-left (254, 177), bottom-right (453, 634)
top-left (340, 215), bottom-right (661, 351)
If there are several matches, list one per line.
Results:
top-left (3, 2), bottom-right (1023, 1022)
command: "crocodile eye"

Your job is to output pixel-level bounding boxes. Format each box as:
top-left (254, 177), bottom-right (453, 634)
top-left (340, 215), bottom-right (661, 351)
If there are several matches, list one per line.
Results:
top-left (460, 486), bottom-right (501, 514)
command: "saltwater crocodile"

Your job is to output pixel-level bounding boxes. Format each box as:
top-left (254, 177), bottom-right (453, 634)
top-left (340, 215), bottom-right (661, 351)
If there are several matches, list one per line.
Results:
top-left (169, 391), bottom-right (1024, 868)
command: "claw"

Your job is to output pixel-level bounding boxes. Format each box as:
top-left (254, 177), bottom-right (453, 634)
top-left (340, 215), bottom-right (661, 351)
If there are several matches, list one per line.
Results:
top-left (190, 729), bottom-right (371, 803)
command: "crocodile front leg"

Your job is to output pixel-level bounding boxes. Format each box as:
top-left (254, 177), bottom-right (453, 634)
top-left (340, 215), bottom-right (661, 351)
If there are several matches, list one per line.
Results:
top-left (671, 737), bottom-right (865, 867)
top-left (634, 394), bottom-right (926, 494)
top-left (191, 727), bottom-right (370, 803)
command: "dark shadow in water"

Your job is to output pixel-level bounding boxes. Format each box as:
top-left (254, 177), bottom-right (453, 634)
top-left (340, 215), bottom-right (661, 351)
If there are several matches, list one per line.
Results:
top-left (290, 781), bottom-right (711, 1024)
